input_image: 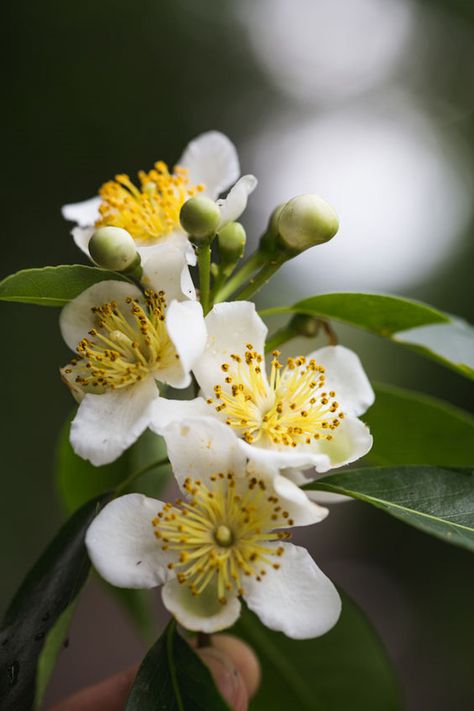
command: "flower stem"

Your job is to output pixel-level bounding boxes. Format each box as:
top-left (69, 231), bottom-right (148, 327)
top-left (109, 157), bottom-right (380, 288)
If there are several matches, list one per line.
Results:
top-left (214, 250), bottom-right (267, 303)
top-left (196, 632), bottom-right (211, 648)
top-left (234, 253), bottom-right (287, 302)
top-left (197, 243), bottom-right (212, 315)
top-left (264, 325), bottom-right (297, 353)
top-left (115, 457), bottom-right (169, 497)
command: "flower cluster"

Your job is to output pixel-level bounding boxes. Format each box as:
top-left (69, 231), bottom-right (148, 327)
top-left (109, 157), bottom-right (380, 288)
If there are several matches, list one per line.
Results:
top-left (60, 131), bottom-right (374, 639)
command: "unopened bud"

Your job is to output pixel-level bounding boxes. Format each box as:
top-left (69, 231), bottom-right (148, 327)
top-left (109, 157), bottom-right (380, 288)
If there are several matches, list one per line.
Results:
top-left (180, 196), bottom-right (221, 241)
top-left (259, 203), bottom-right (285, 254)
top-left (289, 313), bottom-right (321, 338)
top-left (89, 227), bottom-right (138, 272)
top-left (278, 195), bottom-right (339, 253)
top-left (218, 222), bottom-right (246, 263)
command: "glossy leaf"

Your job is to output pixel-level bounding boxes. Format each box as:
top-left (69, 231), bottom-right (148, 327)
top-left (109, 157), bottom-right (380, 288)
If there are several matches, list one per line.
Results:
top-left (34, 603), bottom-right (76, 708)
top-left (260, 292), bottom-right (474, 378)
top-left (126, 621), bottom-right (229, 711)
top-left (0, 265), bottom-right (130, 307)
top-left (0, 496), bottom-right (106, 710)
top-left (55, 418), bottom-right (170, 642)
top-left (232, 597), bottom-right (400, 711)
top-left (306, 466), bottom-right (474, 551)
top-left (366, 384), bottom-right (474, 466)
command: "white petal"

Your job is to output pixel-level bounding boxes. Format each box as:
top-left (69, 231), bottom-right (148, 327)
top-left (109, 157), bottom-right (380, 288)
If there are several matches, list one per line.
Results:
top-left (62, 196), bottom-right (101, 227)
top-left (239, 416), bottom-right (371, 475)
top-left (70, 377), bottom-right (158, 466)
top-left (142, 244), bottom-right (196, 301)
top-left (244, 544), bottom-right (341, 639)
top-left (310, 416), bottom-right (373, 473)
top-left (139, 232), bottom-right (197, 268)
top-left (239, 439), bottom-right (332, 472)
top-left (159, 301), bottom-right (207, 388)
top-left (72, 226), bottom-right (94, 257)
top-left (162, 579), bottom-right (241, 633)
top-left (178, 131), bottom-right (240, 200)
top-left (307, 489), bottom-right (352, 505)
top-left (285, 467), bottom-right (352, 504)
top-left (311, 345), bottom-right (374, 417)
top-left (86, 493), bottom-right (172, 589)
top-left (193, 302), bottom-right (268, 397)
top-left (59, 280), bottom-right (142, 352)
top-left (162, 416), bottom-right (247, 490)
top-left (272, 474), bottom-right (328, 526)
top-left (217, 175), bottom-right (258, 226)
top-left (150, 396), bottom-right (212, 434)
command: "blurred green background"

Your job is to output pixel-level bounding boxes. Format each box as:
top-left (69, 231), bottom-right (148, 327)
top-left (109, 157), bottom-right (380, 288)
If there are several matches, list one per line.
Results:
top-left (1, 0), bottom-right (473, 708)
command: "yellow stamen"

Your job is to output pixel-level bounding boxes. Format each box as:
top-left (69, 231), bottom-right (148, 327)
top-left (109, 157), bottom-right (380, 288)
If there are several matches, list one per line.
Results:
top-left (152, 475), bottom-right (291, 603)
top-left (95, 162), bottom-right (205, 244)
top-left (209, 347), bottom-right (344, 447)
top-left (62, 290), bottom-right (177, 393)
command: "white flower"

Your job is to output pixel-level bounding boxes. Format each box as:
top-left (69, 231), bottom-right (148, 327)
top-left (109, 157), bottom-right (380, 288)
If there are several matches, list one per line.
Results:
top-left (167, 301), bottom-right (374, 476)
top-left (85, 417), bottom-right (340, 638)
top-left (60, 246), bottom-right (206, 466)
top-left (61, 131), bottom-right (256, 267)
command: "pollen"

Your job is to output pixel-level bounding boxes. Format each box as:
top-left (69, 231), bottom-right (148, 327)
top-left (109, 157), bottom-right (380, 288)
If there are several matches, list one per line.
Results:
top-left (152, 475), bottom-right (291, 603)
top-left (207, 348), bottom-right (344, 448)
top-left (62, 290), bottom-right (177, 393)
top-left (95, 162), bottom-right (205, 244)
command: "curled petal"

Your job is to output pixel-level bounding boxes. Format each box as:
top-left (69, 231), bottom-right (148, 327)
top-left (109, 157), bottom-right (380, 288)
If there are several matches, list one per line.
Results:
top-left (162, 579), bottom-right (241, 633)
top-left (217, 174), bottom-right (258, 227)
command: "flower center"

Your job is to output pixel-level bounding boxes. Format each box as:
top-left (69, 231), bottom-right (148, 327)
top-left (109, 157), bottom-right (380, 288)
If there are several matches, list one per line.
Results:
top-left (207, 347), bottom-right (345, 447)
top-left (95, 162), bottom-right (204, 244)
top-left (152, 474), bottom-right (292, 604)
top-left (62, 290), bottom-right (177, 393)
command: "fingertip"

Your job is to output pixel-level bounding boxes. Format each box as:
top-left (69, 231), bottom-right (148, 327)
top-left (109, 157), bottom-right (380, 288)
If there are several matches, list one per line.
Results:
top-left (197, 646), bottom-right (248, 711)
top-left (211, 634), bottom-right (261, 698)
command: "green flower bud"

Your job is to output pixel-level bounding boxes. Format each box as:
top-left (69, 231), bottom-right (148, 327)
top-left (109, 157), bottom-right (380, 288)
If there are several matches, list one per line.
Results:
top-left (179, 196), bottom-right (221, 241)
top-left (278, 195), bottom-right (339, 253)
top-left (88, 227), bottom-right (138, 272)
top-left (218, 222), bottom-right (246, 264)
top-left (259, 203), bottom-right (285, 254)
top-left (289, 313), bottom-right (321, 338)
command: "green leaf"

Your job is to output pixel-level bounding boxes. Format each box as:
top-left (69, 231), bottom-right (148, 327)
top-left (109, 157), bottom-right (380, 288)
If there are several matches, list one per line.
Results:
top-left (260, 292), bottom-right (474, 378)
top-left (0, 265), bottom-right (131, 307)
top-left (366, 383), bottom-right (474, 466)
top-left (306, 466), bottom-right (474, 551)
top-left (55, 417), bottom-right (170, 642)
top-left (232, 596), bottom-right (400, 711)
top-left (126, 620), bottom-right (229, 711)
top-left (55, 415), bottom-right (130, 513)
top-left (0, 495), bottom-right (107, 710)
top-left (34, 603), bottom-right (76, 708)
top-left (55, 415), bottom-right (169, 514)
